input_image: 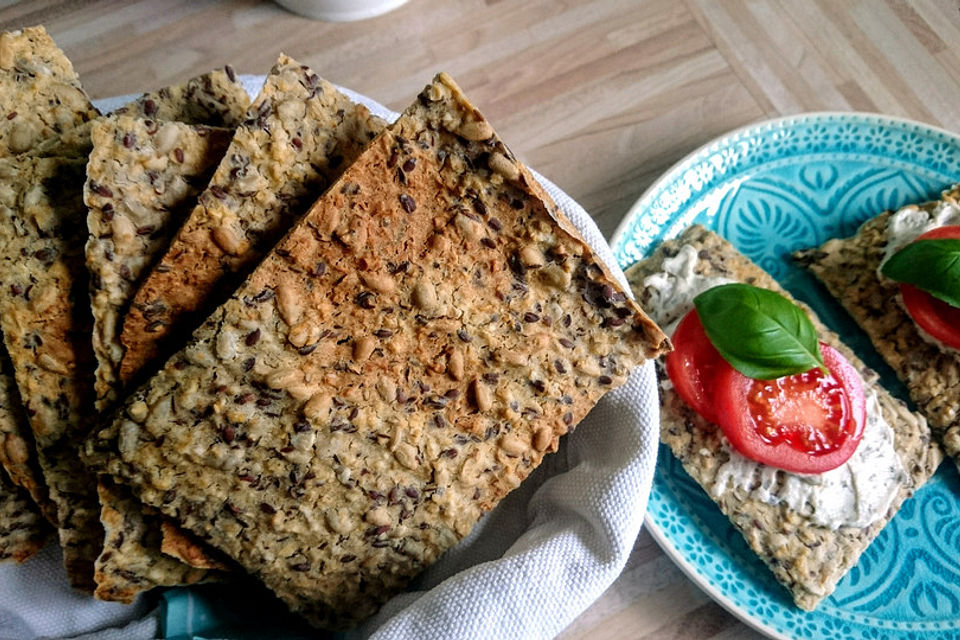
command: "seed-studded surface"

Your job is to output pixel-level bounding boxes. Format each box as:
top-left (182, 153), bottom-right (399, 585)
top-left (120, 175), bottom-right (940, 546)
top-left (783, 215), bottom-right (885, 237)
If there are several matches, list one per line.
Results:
top-left (85, 118), bottom-right (238, 600)
top-left (625, 225), bottom-right (942, 611)
top-left (0, 25), bottom-right (99, 157)
top-left (86, 70), bottom-right (250, 597)
top-left (0, 156), bottom-right (101, 592)
top-left (111, 67), bottom-right (250, 128)
top-left (86, 116), bottom-right (234, 411)
top-left (0, 470), bottom-right (52, 563)
top-left (119, 54), bottom-right (386, 384)
top-left (0, 25), bottom-right (83, 84)
top-left (0, 343), bottom-right (55, 524)
top-left (85, 73), bottom-right (668, 629)
top-left (93, 478), bottom-right (220, 603)
top-left (795, 188), bottom-right (960, 471)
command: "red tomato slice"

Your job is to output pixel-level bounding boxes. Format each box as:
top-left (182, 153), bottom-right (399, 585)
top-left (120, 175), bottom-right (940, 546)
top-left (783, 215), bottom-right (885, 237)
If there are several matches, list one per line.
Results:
top-left (714, 343), bottom-right (866, 473)
top-left (664, 309), bottom-right (732, 425)
top-left (899, 224), bottom-right (960, 351)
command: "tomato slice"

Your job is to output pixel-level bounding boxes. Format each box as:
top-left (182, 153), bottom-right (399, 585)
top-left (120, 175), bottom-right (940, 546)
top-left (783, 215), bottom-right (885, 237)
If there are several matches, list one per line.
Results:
top-left (898, 225), bottom-right (960, 351)
top-left (664, 309), bottom-right (732, 425)
top-left (714, 343), bottom-right (866, 473)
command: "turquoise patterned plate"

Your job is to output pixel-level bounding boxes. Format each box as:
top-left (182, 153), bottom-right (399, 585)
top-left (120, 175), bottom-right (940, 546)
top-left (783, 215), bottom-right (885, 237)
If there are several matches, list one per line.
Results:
top-left (610, 113), bottom-right (960, 640)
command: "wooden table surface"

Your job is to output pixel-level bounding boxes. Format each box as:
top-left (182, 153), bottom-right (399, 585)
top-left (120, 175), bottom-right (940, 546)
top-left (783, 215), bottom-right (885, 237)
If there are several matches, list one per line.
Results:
top-left (4, 0), bottom-right (960, 638)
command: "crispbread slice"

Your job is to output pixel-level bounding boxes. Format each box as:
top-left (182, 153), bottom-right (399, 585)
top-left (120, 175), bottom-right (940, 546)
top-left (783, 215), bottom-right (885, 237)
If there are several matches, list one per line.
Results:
top-left (0, 343), bottom-right (56, 523)
top-left (0, 25), bottom-right (99, 157)
top-left (83, 72), bottom-right (667, 628)
top-left (84, 116), bottom-right (236, 599)
top-left (0, 469), bottom-right (52, 563)
top-left (0, 25), bottom-right (84, 83)
top-left (86, 116), bottom-right (234, 411)
top-left (111, 67), bottom-right (250, 128)
top-left (118, 54), bottom-right (386, 384)
top-left (93, 479), bottom-right (220, 603)
top-left (0, 156), bottom-right (101, 591)
top-left (85, 84), bottom-right (247, 597)
top-left (625, 225), bottom-right (942, 610)
top-left (794, 188), bottom-right (960, 471)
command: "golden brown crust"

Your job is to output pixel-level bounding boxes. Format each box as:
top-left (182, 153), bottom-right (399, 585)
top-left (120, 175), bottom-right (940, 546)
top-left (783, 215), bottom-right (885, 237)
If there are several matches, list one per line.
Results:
top-left (159, 521), bottom-right (230, 570)
top-left (85, 116), bottom-right (235, 412)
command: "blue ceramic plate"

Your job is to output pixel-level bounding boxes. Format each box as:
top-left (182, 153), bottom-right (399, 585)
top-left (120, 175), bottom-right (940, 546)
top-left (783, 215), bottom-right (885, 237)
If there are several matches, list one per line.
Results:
top-left (610, 113), bottom-right (960, 640)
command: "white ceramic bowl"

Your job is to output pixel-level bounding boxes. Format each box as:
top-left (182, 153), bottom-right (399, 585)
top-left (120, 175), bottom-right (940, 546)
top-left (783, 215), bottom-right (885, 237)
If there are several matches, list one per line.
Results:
top-left (274, 0), bottom-right (409, 21)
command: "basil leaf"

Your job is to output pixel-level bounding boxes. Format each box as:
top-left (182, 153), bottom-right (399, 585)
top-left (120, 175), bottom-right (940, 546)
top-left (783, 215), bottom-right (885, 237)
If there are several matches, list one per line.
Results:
top-left (694, 283), bottom-right (825, 380)
top-left (880, 238), bottom-right (960, 308)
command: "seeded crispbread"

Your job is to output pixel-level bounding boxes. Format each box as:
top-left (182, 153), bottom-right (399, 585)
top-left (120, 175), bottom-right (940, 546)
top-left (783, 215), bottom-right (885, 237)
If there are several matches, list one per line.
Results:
top-left (86, 116), bottom-right (234, 412)
top-left (625, 225), bottom-right (942, 610)
top-left (83, 72), bottom-right (668, 628)
top-left (84, 117), bottom-right (236, 598)
top-left (118, 54), bottom-right (386, 385)
top-left (0, 469), bottom-right (52, 563)
top-left (0, 25), bottom-right (84, 83)
top-left (0, 25), bottom-right (99, 157)
top-left (0, 156), bottom-right (101, 591)
top-left (111, 67), bottom-right (250, 128)
top-left (93, 478), bottom-right (221, 603)
top-left (85, 83), bottom-right (247, 598)
top-left (0, 343), bottom-right (56, 524)
top-left (794, 188), bottom-right (960, 471)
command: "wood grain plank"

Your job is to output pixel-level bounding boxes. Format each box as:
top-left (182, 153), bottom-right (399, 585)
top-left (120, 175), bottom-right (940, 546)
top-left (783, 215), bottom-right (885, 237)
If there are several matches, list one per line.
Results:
top-left (0, 2), bottom-right (955, 638)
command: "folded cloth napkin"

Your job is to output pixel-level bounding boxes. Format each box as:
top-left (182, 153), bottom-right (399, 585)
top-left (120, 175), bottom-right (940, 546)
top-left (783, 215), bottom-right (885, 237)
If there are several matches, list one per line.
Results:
top-left (0, 76), bottom-right (659, 640)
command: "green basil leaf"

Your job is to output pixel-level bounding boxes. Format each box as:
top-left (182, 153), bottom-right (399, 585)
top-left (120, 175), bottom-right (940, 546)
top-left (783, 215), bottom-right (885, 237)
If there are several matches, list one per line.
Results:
top-left (693, 283), bottom-right (824, 380)
top-left (880, 238), bottom-right (960, 308)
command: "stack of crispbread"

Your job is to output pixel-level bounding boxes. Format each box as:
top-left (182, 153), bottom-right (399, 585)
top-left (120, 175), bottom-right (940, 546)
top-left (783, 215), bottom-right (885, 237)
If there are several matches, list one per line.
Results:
top-left (82, 71), bottom-right (667, 628)
top-left (0, 24), bottom-right (668, 629)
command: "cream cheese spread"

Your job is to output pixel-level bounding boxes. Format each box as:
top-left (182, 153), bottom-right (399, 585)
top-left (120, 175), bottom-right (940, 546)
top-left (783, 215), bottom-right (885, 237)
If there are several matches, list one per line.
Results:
top-left (712, 391), bottom-right (905, 528)
top-left (640, 244), bottom-right (732, 337)
top-left (643, 243), bottom-right (906, 530)
top-left (880, 200), bottom-right (960, 266)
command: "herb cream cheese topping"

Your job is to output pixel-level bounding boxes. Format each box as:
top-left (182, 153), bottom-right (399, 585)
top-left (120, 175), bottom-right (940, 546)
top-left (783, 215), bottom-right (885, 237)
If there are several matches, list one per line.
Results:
top-left (881, 200), bottom-right (960, 267)
top-left (712, 390), bottom-right (905, 529)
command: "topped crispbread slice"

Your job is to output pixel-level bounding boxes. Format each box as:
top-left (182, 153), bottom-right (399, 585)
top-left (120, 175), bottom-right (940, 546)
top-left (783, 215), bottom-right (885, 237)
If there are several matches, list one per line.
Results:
top-left (117, 54), bottom-right (387, 386)
top-left (0, 155), bottom-right (101, 592)
top-left (111, 67), bottom-right (250, 128)
top-left (794, 187), bottom-right (960, 472)
top-left (83, 72), bottom-right (667, 628)
top-left (625, 225), bottom-right (942, 610)
top-left (0, 25), bottom-right (99, 157)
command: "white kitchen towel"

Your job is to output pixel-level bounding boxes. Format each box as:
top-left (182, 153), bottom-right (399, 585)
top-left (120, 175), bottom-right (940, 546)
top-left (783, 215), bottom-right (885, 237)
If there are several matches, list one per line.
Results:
top-left (0, 74), bottom-right (660, 640)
